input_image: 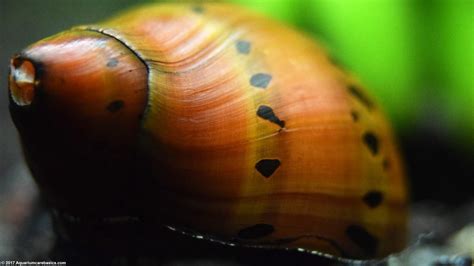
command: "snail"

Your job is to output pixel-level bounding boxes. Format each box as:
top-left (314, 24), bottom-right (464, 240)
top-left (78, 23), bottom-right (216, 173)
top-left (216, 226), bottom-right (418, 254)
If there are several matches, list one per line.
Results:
top-left (8, 3), bottom-right (408, 260)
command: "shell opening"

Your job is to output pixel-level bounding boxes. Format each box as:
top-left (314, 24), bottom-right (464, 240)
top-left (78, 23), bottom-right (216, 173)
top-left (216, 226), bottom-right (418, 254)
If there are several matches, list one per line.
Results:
top-left (9, 57), bottom-right (36, 106)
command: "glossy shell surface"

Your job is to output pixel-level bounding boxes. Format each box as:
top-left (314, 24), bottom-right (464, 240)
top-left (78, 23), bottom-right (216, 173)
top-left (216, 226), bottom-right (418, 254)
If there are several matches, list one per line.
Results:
top-left (9, 3), bottom-right (407, 260)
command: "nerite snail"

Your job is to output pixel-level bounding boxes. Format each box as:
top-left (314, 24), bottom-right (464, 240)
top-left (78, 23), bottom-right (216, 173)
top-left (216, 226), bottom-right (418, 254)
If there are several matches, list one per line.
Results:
top-left (8, 3), bottom-right (407, 260)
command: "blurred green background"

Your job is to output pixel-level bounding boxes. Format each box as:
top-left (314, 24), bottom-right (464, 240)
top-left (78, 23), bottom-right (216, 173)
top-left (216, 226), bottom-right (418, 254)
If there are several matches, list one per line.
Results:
top-left (0, 0), bottom-right (473, 204)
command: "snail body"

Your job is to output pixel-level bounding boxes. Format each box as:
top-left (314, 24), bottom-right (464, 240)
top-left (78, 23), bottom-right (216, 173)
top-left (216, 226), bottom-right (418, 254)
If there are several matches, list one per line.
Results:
top-left (8, 3), bottom-right (407, 259)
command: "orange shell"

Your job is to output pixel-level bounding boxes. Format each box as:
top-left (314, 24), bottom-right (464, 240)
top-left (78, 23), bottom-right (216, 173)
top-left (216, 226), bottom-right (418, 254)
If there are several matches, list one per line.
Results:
top-left (9, 3), bottom-right (407, 260)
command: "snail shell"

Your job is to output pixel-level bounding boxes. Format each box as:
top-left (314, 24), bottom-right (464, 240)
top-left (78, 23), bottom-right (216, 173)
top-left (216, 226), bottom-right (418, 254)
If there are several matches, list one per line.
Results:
top-left (8, 3), bottom-right (407, 259)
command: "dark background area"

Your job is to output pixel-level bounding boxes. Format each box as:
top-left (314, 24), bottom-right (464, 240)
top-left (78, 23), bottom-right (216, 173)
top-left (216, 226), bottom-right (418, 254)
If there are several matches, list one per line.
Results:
top-left (0, 0), bottom-right (472, 264)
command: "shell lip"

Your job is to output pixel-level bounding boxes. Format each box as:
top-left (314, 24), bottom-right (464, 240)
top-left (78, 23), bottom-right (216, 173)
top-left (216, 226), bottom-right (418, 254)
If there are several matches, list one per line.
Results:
top-left (45, 208), bottom-right (415, 264)
top-left (163, 224), bottom-right (385, 264)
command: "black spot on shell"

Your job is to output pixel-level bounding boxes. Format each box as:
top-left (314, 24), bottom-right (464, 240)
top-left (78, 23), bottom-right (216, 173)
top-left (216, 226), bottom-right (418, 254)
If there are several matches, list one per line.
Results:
top-left (238, 224), bottom-right (274, 239)
top-left (348, 85), bottom-right (374, 110)
top-left (236, 40), bottom-right (251, 54)
top-left (346, 225), bottom-right (378, 256)
top-left (257, 105), bottom-right (285, 128)
top-left (106, 58), bottom-right (118, 68)
top-left (363, 131), bottom-right (379, 155)
top-left (106, 100), bottom-right (124, 113)
top-left (351, 110), bottom-right (359, 122)
top-left (191, 6), bottom-right (204, 13)
top-left (362, 191), bottom-right (384, 208)
top-left (250, 73), bottom-right (272, 89)
top-left (255, 159), bottom-right (281, 178)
